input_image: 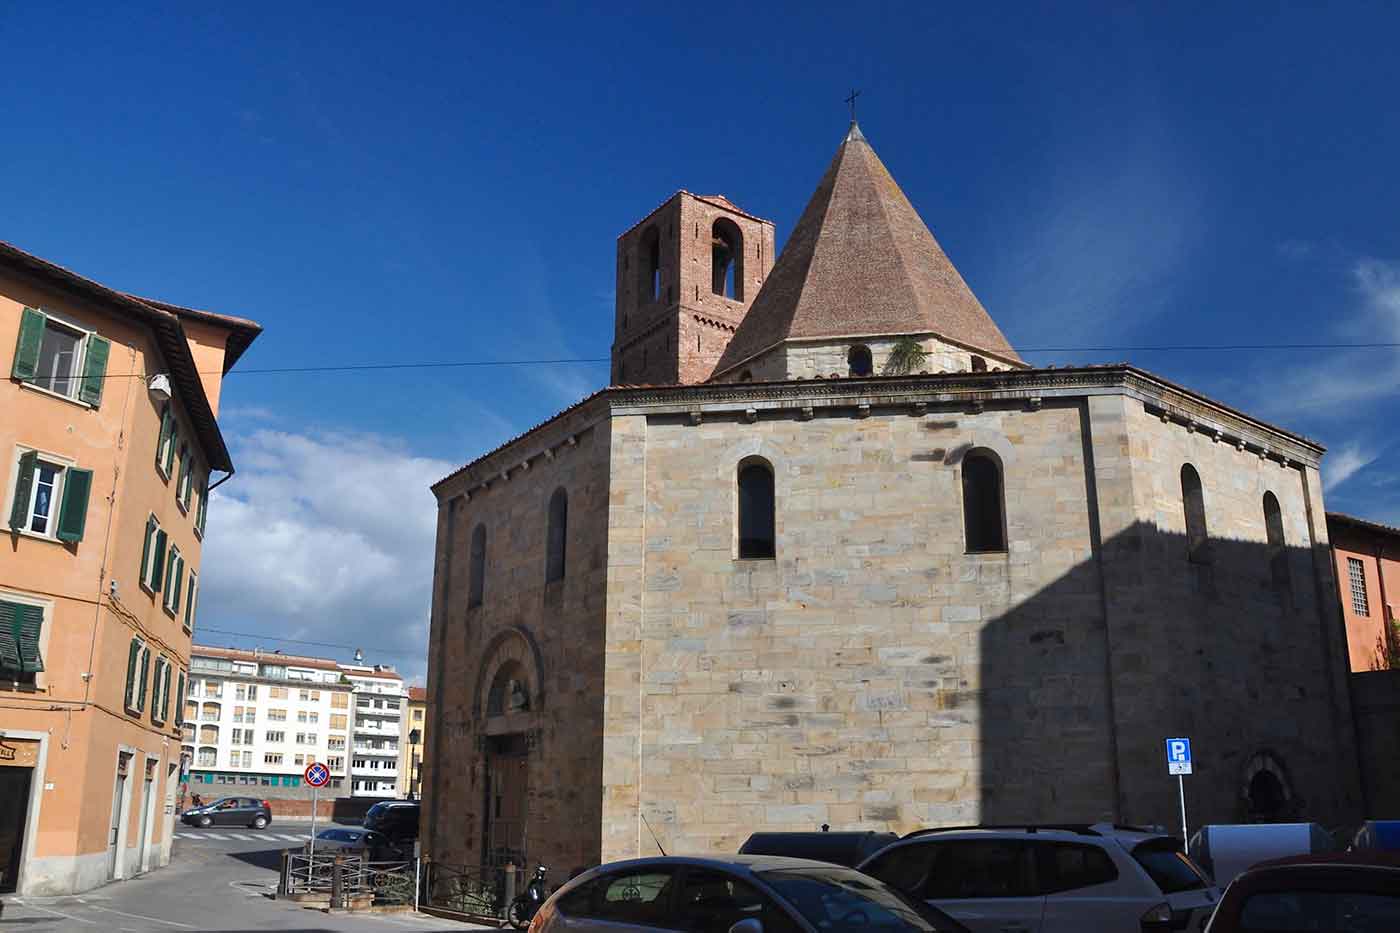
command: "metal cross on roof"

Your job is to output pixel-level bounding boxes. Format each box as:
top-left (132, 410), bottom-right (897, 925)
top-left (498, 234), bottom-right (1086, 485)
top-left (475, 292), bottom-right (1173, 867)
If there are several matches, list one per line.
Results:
top-left (845, 88), bottom-right (862, 122)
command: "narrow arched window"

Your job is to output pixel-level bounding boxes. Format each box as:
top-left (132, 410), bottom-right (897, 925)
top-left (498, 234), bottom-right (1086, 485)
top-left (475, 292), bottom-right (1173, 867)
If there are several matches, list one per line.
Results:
top-left (737, 459), bottom-right (775, 559)
top-left (712, 219), bottom-right (744, 301)
top-left (546, 488), bottom-right (568, 582)
top-left (640, 226), bottom-right (661, 302)
top-left (1263, 492), bottom-right (1290, 591)
top-left (1181, 464), bottom-right (1210, 563)
top-left (848, 345), bottom-right (873, 377)
top-left (971, 355), bottom-right (987, 372)
top-left (738, 369), bottom-right (753, 382)
top-left (962, 450), bottom-right (1006, 552)
top-left (468, 524), bottom-right (486, 608)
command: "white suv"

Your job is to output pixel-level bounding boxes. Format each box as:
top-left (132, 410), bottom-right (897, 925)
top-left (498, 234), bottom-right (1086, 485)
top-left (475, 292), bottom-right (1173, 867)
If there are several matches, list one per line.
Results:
top-left (858, 823), bottom-right (1221, 933)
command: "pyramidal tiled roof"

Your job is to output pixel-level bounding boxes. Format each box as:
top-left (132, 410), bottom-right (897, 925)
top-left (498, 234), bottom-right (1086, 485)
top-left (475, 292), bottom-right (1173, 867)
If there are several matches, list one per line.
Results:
top-left (714, 123), bottom-right (1021, 376)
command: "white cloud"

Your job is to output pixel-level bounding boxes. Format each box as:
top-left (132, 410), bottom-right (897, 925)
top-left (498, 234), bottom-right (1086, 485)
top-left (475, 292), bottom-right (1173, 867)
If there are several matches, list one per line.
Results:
top-left (1323, 442), bottom-right (1378, 492)
top-left (198, 429), bottom-right (455, 683)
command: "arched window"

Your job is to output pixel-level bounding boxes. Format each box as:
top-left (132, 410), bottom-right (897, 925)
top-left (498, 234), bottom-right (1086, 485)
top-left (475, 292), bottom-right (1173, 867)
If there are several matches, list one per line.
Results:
top-left (971, 355), bottom-right (987, 372)
top-left (1181, 464), bottom-right (1210, 563)
top-left (737, 459), bottom-right (775, 559)
top-left (487, 660), bottom-right (529, 716)
top-left (712, 219), bottom-right (744, 301)
top-left (546, 488), bottom-right (568, 582)
top-left (738, 369), bottom-right (753, 382)
top-left (640, 226), bottom-right (661, 302)
top-left (1263, 492), bottom-right (1290, 592)
top-left (468, 524), bottom-right (486, 609)
top-left (962, 450), bottom-right (1006, 552)
top-left (848, 345), bottom-right (873, 377)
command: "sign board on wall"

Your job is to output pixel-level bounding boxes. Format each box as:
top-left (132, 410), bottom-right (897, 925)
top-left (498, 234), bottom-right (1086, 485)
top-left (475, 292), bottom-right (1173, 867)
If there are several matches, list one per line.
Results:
top-left (0, 739), bottom-right (39, 769)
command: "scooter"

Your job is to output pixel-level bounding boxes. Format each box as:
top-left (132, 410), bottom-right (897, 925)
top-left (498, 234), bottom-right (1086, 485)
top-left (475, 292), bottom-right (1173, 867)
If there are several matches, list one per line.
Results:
top-left (508, 864), bottom-right (548, 929)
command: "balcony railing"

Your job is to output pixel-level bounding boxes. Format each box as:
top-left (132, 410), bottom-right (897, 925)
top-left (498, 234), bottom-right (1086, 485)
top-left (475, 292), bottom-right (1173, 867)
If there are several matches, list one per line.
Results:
top-left (353, 744), bottom-right (399, 756)
top-left (351, 764), bottom-right (399, 777)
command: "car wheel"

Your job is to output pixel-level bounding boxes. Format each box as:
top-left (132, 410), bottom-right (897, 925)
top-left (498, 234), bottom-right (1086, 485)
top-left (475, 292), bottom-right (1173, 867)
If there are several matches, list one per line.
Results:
top-left (198, 816), bottom-right (213, 828)
top-left (252, 816), bottom-right (268, 830)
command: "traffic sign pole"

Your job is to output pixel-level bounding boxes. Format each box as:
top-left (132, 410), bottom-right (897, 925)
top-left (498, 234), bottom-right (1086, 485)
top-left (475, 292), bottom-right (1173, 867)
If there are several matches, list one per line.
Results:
top-left (1164, 738), bottom-right (1193, 854)
top-left (310, 783), bottom-right (318, 861)
top-left (304, 762), bottom-right (331, 863)
top-left (1178, 774), bottom-right (1188, 855)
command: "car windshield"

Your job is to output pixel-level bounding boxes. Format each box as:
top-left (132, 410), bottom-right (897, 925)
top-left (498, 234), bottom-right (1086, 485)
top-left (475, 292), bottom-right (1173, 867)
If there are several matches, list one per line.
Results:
top-left (761, 867), bottom-right (963, 931)
top-left (1132, 842), bottom-right (1209, 893)
top-left (1239, 889), bottom-right (1400, 931)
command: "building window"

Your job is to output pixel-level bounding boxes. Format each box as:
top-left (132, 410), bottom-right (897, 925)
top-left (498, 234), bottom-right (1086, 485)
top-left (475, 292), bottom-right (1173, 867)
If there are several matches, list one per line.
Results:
top-left (151, 656), bottom-right (171, 725)
top-left (124, 638), bottom-right (151, 713)
top-left (196, 747), bottom-right (217, 768)
top-left (176, 447), bottom-right (196, 512)
top-left (184, 571), bottom-right (199, 632)
top-left (971, 355), bottom-right (987, 372)
top-left (194, 473), bottom-right (209, 537)
top-left (266, 730), bottom-right (285, 743)
top-left (1263, 492), bottom-right (1291, 593)
top-left (962, 450), bottom-right (1007, 553)
top-left (738, 369), bottom-right (754, 382)
top-left (156, 406), bottom-right (179, 479)
top-left (267, 709), bottom-right (287, 722)
top-left (201, 702), bottom-right (221, 721)
top-left (1349, 557), bottom-right (1370, 616)
top-left (712, 219), bottom-right (744, 301)
top-left (0, 598), bottom-right (46, 685)
top-left (1181, 464), bottom-right (1210, 563)
top-left (140, 515), bottom-right (168, 593)
top-left (163, 545), bottom-right (186, 615)
top-left (10, 307), bottom-right (110, 405)
top-left (640, 226), bottom-right (661, 302)
top-left (848, 345), bottom-right (873, 377)
top-left (546, 488), bottom-right (568, 582)
top-left (7, 450), bottom-right (91, 542)
top-left (737, 458), bottom-right (776, 559)
top-left (468, 524), bottom-right (486, 608)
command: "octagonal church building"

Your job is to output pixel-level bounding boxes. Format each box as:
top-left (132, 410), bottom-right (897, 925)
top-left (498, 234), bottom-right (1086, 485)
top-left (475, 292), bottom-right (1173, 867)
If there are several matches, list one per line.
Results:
top-left (422, 123), bottom-right (1363, 874)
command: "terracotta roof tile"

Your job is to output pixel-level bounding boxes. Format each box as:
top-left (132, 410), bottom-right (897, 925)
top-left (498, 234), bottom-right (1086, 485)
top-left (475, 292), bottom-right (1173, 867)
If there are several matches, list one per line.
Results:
top-left (714, 123), bottom-right (1019, 377)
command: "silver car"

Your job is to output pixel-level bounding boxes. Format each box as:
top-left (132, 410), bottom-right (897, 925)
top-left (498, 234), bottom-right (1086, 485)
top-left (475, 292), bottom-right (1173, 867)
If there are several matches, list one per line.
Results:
top-left (528, 854), bottom-right (969, 932)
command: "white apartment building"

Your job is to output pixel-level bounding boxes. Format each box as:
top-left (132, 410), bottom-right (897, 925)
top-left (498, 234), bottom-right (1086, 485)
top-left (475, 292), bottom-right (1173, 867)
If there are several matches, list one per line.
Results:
top-left (340, 665), bottom-right (404, 798)
top-left (183, 647), bottom-right (354, 794)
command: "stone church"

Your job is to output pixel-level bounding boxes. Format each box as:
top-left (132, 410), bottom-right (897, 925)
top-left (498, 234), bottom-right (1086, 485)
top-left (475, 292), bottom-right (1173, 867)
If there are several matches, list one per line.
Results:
top-left (422, 123), bottom-right (1363, 874)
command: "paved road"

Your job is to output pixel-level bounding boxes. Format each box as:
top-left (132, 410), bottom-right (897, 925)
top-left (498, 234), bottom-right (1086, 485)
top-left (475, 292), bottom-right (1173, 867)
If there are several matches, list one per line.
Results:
top-left (3, 823), bottom-right (490, 931)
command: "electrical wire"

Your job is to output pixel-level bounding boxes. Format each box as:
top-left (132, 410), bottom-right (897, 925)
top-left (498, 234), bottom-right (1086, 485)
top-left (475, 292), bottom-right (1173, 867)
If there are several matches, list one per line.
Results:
top-left (195, 626), bottom-right (423, 661)
top-left (92, 341), bottom-right (1400, 379)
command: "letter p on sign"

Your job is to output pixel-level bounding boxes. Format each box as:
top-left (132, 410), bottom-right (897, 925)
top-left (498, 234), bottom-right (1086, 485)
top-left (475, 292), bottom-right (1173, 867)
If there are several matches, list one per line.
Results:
top-left (1165, 737), bottom-right (1193, 775)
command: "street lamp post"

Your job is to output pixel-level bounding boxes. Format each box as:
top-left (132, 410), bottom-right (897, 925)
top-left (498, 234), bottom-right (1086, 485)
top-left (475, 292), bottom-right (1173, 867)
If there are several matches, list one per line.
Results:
top-left (408, 728), bottom-right (422, 801)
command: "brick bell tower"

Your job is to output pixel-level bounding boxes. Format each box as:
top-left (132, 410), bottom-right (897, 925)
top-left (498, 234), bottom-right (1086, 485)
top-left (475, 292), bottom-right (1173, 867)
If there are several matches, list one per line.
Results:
top-left (612, 192), bottom-right (775, 385)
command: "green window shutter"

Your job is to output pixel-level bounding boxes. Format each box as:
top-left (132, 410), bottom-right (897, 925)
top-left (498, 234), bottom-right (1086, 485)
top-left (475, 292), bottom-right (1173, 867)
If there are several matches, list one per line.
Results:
top-left (176, 672), bottom-right (185, 715)
top-left (56, 467), bottom-right (93, 543)
top-left (184, 574), bottom-right (198, 629)
top-left (78, 335), bottom-right (111, 407)
top-left (170, 554), bottom-right (184, 609)
top-left (11, 307), bottom-right (45, 381)
top-left (152, 529), bottom-right (167, 591)
top-left (0, 601), bottom-right (22, 672)
top-left (137, 646), bottom-right (150, 712)
top-left (14, 604), bottom-right (44, 674)
top-left (161, 662), bottom-right (172, 723)
top-left (8, 450), bottom-right (38, 532)
top-left (124, 638), bottom-right (139, 708)
top-left (164, 428), bottom-right (178, 476)
top-left (140, 516), bottom-right (155, 586)
top-left (156, 408), bottom-right (173, 473)
top-left (178, 456), bottom-right (191, 507)
top-left (196, 478), bottom-right (209, 534)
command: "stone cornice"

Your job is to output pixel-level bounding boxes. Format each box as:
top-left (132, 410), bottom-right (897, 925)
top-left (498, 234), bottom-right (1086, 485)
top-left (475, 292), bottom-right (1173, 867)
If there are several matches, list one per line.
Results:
top-left (431, 365), bottom-right (1324, 497)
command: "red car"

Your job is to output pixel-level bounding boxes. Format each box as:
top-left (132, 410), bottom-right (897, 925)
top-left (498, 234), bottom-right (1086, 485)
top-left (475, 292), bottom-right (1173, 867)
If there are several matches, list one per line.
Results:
top-left (1203, 852), bottom-right (1400, 932)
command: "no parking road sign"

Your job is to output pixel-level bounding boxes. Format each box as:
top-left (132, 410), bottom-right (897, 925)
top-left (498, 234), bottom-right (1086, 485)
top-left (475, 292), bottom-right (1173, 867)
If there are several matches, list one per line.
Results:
top-left (305, 762), bottom-right (331, 787)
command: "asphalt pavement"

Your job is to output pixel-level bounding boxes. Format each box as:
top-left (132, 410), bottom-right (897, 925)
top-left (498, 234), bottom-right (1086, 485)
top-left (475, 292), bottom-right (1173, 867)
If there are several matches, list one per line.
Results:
top-left (2, 822), bottom-right (491, 932)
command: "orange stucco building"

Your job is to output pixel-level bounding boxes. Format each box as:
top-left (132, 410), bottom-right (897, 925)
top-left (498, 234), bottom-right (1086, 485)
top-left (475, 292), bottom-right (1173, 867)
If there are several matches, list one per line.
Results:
top-left (0, 241), bottom-right (259, 895)
top-left (1328, 512), bottom-right (1400, 672)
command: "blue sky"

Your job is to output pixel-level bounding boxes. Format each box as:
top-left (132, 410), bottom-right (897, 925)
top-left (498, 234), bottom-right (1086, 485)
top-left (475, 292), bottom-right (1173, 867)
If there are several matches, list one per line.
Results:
top-left (5, 4), bottom-right (1399, 678)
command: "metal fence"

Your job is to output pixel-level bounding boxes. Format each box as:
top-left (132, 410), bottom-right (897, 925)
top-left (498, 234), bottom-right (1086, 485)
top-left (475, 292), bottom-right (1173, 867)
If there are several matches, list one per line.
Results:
top-left (278, 850), bottom-right (418, 909)
top-left (421, 860), bottom-right (516, 922)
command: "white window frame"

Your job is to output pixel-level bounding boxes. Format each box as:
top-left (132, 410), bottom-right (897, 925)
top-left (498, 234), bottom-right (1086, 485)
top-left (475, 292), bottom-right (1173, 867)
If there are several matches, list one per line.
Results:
top-left (1348, 556), bottom-right (1371, 616)
top-left (0, 589), bottom-right (54, 690)
top-left (183, 570), bottom-right (198, 633)
top-left (124, 639), bottom-right (150, 714)
top-left (20, 309), bottom-right (95, 407)
top-left (156, 408), bottom-right (179, 481)
top-left (7, 446), bottom-right (77, 543)
top-left (163, 545), bottom-right (184, 615)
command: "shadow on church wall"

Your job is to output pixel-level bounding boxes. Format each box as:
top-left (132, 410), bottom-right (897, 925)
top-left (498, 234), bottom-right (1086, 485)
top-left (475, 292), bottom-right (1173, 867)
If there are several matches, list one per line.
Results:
top-left (976, 520), bottom-right (1363, 834)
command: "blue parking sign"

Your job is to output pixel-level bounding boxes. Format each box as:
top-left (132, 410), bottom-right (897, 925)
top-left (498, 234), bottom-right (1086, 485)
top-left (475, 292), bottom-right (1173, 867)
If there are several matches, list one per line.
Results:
top-left (1165, 737), bottom-right (1192, 775)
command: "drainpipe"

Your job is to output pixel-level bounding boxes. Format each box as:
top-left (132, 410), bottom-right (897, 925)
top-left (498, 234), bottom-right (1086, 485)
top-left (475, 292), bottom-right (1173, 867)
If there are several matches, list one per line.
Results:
top-left (1376, 540), bottom-right (1395, 665)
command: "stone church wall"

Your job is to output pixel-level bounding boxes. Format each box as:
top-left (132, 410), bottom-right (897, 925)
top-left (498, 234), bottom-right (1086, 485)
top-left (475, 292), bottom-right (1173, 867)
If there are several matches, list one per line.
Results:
top-left (720, 334), bottom-right (1022, 383)
top-left (600, 398), bottom-right (1119, 859)
top-left (424, 414), bottom-right (613, 875)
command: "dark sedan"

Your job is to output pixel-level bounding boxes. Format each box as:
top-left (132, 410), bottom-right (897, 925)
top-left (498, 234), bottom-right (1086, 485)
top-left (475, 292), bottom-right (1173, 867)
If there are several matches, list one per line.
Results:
top-left (1204, 852), bottom-right (1400, 932)
top-left (180, 796), bottom-right (272, 829)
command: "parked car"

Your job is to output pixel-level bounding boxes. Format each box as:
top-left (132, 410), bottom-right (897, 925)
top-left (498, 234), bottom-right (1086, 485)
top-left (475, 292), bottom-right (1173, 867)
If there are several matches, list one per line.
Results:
top-left (1189, 823), bottom-right (1337, 887)
top-left (311, 827), bottom-right (404, 858)
top-left (529, 854), bottom-right (970, 932)
top-left (362, 799), bottom-right (421, 845)
top-left (858, 823), bottom-right (1219, 933)
top-left (739, 831), bottom-right (899, 868)
top-left (180, 796), bottom-right (273, 829)
top-left (1350, 820), bottom-right (1400, 853)
top-left (1203, 851), bottom-right (1400, 932)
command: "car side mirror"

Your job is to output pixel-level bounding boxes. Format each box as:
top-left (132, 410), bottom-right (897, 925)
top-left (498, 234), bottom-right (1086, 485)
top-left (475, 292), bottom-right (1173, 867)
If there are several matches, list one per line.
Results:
top-left (728, 919), bottom-right (763, 933)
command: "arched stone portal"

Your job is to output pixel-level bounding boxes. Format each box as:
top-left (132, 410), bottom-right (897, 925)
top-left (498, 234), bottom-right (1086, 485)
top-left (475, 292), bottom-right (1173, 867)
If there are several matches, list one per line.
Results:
top-left (474, 627), bottom-right (545, 867)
